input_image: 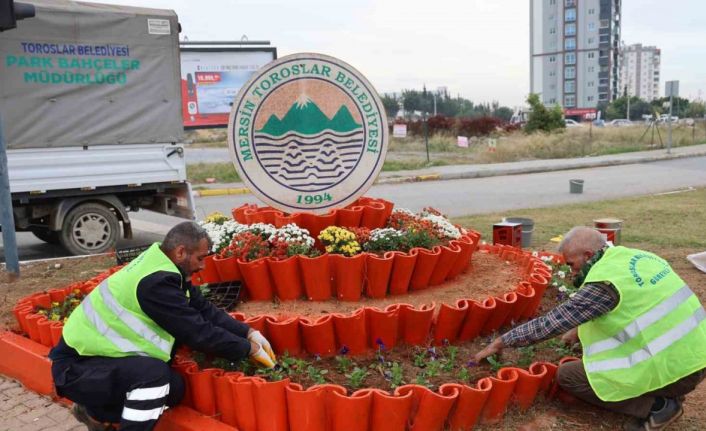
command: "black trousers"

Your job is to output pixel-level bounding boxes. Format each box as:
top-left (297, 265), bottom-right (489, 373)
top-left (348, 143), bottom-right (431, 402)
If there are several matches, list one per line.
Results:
top-left (51, 355), bottom-right (185, 431)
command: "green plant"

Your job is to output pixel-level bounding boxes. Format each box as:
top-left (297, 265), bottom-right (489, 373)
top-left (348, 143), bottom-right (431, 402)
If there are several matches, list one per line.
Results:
top-left (335, 356), bottom-right (354, 374)
top-left (256, 365), bottom-right (287, 381)
top-left (389, 362), bottom-right (404, 388)
top-left (211, 357), bottom-right (239, 372)
top-left (486, 354), bottom-right (510, 373)
top-left (345, 367), bottom-right (369, 390)
top-left (415, 372), bottom-right (431, 388)
top-left (524, 93), bottom-right (566, 133)
top-left (306, 365), bottom-right (328, 385)
top-left (456, 367), bottom-right (471, 382)
top-left (543, 338), bottom-right (574, 357)
top-left (517, 345), bottom-right (536, 368)
top-left (425, 360), bottom-right (442, 378)
top-left (442, 346), bottom-right (459, 372)
top-left (413, 348), bottom-right (427, 368)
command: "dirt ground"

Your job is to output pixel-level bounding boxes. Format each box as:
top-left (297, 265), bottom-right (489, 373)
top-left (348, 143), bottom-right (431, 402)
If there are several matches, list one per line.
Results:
top-left (1, 246), bottom-right (705, 430)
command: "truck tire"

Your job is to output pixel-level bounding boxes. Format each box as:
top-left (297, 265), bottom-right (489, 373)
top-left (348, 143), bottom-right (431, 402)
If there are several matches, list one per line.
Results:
top-left (60, 202), bottom-right (120, 255)
top-left (31, 228), bottom-right (60, 245)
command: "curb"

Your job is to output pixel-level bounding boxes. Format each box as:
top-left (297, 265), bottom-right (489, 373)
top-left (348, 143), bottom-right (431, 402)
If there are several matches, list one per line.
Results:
top-left (192, 149), bottom-right (706, 197)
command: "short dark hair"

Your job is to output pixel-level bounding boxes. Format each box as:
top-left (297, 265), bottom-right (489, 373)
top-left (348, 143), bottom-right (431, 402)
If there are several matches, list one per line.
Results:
top-left (162, 221), bottom-right (212, 253)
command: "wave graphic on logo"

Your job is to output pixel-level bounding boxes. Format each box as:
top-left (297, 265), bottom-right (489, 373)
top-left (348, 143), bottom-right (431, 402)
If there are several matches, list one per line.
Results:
top-left (254, 97), bottom-right (364, 192)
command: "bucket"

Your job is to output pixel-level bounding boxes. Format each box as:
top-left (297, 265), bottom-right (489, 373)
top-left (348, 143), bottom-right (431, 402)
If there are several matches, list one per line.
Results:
top-left (594, 218), bottom-right (622, 244)
top-left (504, 217), bottom-right (534, 248)
top-left (569, 179), bottom-right (584, 194)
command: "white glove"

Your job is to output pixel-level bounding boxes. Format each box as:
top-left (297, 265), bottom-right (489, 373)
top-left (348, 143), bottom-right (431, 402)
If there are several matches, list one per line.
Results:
top-left (248, 330), bottom-right (276, 362)
top-left (249, 342), bottom-right (276, 368)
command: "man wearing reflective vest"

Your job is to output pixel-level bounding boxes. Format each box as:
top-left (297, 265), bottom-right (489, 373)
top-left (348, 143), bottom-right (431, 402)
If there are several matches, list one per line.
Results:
top-left (50, 222), bottom-right (276, 431)
top-left (475, 226), bottom-right (706, 430)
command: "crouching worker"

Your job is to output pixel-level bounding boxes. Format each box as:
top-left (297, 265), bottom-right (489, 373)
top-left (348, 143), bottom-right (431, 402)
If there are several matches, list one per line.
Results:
top-left (474, 227), bottom-right (706, 430)
top-left (50, 221), bottom-right (276, 431)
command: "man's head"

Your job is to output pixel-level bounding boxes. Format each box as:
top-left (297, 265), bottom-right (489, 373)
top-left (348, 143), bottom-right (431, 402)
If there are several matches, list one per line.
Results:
top-left (558, 226), bottom-right (607, 275)
top-left (161, 222), bottom-right (213, 275)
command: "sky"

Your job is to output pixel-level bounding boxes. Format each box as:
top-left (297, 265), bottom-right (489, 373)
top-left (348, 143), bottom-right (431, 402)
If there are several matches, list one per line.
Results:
top-left (96, 0), bottom-right (705, 107)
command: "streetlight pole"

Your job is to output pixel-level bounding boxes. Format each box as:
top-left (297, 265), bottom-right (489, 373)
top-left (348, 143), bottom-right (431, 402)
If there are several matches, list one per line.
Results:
top-left (0, 116), bottom-right (19, 276)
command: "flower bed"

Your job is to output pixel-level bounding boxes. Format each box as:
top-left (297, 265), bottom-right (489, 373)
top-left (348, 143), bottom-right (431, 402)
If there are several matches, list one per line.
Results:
top-left (195, 198), bottom-right (482, 302)
top-left (1, 194), bottom-right (576, 430)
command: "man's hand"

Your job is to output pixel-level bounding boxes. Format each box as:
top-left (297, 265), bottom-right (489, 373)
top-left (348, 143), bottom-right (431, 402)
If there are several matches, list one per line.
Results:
top-left (248, 330), bottom-right (276, 362)
top-left (473, 337), bottom-right (505, 364)
top-left (249, 341), bottom-right (275, 368)
top-left (561, 327), bottom-right (579, 345)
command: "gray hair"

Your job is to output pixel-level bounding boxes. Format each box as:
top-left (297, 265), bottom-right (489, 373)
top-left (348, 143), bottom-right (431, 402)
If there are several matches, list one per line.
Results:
top-left (162, 221), bottom-right (212, 253)
top-left (558, 226), bottom-right (606, 255)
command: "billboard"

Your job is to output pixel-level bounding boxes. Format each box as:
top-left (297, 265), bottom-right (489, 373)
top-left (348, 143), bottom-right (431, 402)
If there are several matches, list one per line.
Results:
top-left (180, 47), bottom-right (276, 128)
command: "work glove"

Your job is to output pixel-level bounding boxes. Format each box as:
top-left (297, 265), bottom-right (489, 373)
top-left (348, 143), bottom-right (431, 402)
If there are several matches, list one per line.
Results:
top-left (249, 342), bottom-right (276, 368)
top-left (248, 330), bottom-right (276, 362)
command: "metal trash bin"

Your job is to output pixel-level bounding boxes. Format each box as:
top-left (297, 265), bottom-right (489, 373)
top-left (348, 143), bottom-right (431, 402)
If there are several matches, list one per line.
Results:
top-left (570, 179), bottom-right (584, 194)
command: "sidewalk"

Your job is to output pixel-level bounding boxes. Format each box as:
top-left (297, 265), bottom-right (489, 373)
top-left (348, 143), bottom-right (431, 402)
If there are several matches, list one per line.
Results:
top-left (0, 376), bottom-right (81, 431)
top-left (193, 143), bottom-right (706, 196)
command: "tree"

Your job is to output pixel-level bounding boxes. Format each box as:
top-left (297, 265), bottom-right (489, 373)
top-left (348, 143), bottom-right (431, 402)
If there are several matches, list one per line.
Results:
top-left (606, 96), bottom-right (654, 120)
top-left (687, 101), bottom-right (706, 119)
top-left (493, 106), bottom-right (514, 122)
top-left (524, 93), bottom-right (565, 133)
top-left (381, 94), bottom-right (400, 119)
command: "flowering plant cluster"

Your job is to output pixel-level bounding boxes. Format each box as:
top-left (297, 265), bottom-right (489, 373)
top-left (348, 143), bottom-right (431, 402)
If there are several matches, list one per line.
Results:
top-left (199, 217), bottom-right (246, 254)
top-left (35, 288), bottom-right (84, 323)
top-left (218, 223), bottom-right (318, 261)
top-left (388, 207), bottom-right (463, 241)
top-left (534, 252), bottom-right (577, 299)
top-left (318, 226), bottom-right (361, 257)
top-left (363, 228), bottom-right (405, 254)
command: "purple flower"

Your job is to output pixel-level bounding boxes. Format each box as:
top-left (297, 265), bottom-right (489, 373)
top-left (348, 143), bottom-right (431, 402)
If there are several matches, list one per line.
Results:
top-left (427, 346), bottom-right (437, 359)
top-left (466, 360), bottom-right (479, 368)
top-left (339, 345), bottom-right (350, 356)
top-left (375, 337), bottom-right (386, 350)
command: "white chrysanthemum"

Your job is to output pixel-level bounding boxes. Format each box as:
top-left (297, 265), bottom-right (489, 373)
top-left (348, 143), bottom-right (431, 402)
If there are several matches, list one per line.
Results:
top-left (557, 270), bottom-right (566, 279)
top-left (558, 286), bottom-right (568, 293)
top-left (421, 213), bottom-right (461, 239)
top-left (392, 208), bottom-right (416, 216)
top-left (369, 227), bottom-right (404, 241)
top-left (269, 224), bottom-right (314, 247)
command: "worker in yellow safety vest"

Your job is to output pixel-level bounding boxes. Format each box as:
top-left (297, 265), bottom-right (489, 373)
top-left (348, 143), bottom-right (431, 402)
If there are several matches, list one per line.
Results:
top-left (50, 221), bottom-right (276, 431)
top-left (474, 226), bottom-right (706, 431)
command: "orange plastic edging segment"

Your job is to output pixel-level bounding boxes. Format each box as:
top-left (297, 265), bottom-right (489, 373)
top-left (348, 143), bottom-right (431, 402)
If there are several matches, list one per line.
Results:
top-left (0, 331), bottom-right (53, 396)
top-left (154, 406), bottom-right (237, 431)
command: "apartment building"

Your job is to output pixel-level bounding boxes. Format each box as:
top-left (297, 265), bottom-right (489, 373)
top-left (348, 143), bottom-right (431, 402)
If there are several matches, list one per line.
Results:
top-left (530, 0), bottom-right (622, 117)
top-left (618, 44), bottom-right (661, 101)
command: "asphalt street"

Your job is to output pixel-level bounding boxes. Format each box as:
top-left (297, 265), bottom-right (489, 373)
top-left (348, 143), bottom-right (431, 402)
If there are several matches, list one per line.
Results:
top-left (3, 156), bottom-right (705, 262)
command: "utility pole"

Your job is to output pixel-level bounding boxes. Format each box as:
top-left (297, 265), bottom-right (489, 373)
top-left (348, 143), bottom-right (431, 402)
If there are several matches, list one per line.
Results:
top-left (666, 81), bottom-right (679, 154)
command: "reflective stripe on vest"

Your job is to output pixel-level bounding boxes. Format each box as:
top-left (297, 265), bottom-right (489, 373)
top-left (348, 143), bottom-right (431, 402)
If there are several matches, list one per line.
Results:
top-left (95, 280), bottom-right (172, 356)
top-left (81, 292), bottom-right (146, 356)
top-left (586, 307), bottom-right (706, 373)
top-left (584, 285), bottom-right (696, 356)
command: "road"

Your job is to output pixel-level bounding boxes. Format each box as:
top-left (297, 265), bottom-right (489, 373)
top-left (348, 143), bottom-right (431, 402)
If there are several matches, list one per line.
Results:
top-left (3, 156), bottom-right (706, 262)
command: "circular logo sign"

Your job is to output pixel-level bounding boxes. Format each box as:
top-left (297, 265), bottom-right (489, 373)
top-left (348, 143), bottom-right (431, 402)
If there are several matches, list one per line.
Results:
top-left (228, 53), bottom-right (388, 214)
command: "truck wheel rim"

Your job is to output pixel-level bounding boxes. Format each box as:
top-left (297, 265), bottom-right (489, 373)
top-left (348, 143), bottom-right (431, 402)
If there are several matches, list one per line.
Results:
top-left (72, 212), bottom-right (111, 250)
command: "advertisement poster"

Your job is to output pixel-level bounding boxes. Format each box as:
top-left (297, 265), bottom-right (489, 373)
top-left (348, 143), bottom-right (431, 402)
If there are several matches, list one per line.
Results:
top-left (180, 48), bottom-right (276, 128)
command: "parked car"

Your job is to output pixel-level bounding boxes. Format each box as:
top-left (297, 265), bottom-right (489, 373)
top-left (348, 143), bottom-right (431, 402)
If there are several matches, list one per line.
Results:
top-left (564, 119), bottom-right (582, 127)
top-left (592, 119), bottom-right (606, 127)
top-left (658, 114), bottom-right (679, 123)
top-left (609, 119), bottom-right (633, 127)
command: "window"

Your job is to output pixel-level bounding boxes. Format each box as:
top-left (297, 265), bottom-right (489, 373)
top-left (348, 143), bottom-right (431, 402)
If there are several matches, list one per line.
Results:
top-left (588, 96), bottom-right (595, 102)
top-left (565, 52), bottom-right (576, 64)
top-left (549, 70), bottom-right (556, 77)
top-left (565, 0), bottom-right (576, 7)
top-left (565, 8), bottom-right (576, 22)
top-left (588, 66), bottom-right (595, 73)
top-left (565, 38), bottom-right (576, 50)
top-left (565, 66), bottom-right (576, 79)
top-left (549, 27), bottom-right (557, 34)
top-left (587, 81), bottom-right (595, 87)
top-left (600, 19), bottom-right (610, 28)
top-left (565, 23), bottom-right (576, 36)
top-left (599, 50), bottom-right (608, 58)
top-left (588, 22), bottom-right (596, 31)
top-left (588, 37), bottom-right (595, 45)
top-left (550, 0), bottom-right (556, 4)
top-left (564, 80), bottom-right (576, 93)
top-left (549, 55), bottom-right (557, 63)
top-left (588, 8), bottom-right (596, 14)
top-left (565, 94), bottom-right (576, 107)
top-left (549, 98), bottom-right (557, 104)
top-left (588, 52), bottom-right (595, 59)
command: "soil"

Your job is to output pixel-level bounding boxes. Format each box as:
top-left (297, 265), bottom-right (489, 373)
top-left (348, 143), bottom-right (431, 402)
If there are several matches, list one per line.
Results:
top-left (0, 254), bottom-right (115, 329)
top-left (234, 252), bottom-right (525, 318)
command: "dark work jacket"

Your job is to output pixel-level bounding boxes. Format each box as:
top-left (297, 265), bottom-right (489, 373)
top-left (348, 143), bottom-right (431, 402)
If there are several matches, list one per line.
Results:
top-left (50, 269), bottom-right (251, 362)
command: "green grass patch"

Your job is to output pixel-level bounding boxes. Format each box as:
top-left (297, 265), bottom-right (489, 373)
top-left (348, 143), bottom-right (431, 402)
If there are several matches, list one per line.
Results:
top-left (187, 163), bottom-right (241, 184)
top-left (452, 188), bottom-right (706, 250)
top-left (382, 159), bottom-right (448, 171)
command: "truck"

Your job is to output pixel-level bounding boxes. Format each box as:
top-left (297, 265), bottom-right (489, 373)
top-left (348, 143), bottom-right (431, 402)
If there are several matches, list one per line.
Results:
top-left (0, 0), bottom-right (194, 255)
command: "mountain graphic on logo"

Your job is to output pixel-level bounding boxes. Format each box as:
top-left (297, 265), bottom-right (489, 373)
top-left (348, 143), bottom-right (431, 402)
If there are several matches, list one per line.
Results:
top-left (258, 95), bottom-right (362, 136)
